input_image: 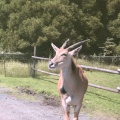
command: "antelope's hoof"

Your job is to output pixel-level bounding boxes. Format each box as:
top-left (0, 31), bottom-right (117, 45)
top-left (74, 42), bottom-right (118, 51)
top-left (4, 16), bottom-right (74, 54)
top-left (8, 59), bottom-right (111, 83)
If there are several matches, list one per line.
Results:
top-left (73, 118), bottom-right (78, 120)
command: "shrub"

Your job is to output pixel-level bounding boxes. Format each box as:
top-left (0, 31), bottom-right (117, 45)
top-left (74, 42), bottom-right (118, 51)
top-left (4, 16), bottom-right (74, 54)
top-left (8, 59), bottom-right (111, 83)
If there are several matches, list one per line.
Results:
top-left (115, 45), bottom-right (120, 55)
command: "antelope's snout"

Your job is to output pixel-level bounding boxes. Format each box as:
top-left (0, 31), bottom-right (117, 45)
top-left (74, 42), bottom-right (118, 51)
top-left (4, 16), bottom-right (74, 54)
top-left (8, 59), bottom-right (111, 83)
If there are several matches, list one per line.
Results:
top-left (48, 61), bottom-right (56, 69)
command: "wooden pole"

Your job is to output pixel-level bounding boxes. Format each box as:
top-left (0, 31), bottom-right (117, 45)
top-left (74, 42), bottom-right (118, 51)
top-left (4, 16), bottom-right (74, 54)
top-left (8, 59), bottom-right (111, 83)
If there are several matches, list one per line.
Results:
top-left (88, 83), bottom-right (119, 93)
top-left (32, 46), bottom-right (36, 78)
top-left (3, 53), bottom-right (6, 77)
top-left (33, 68), bottom-right (59, 76)
top-left (32, 56), bottom-right (50, 61)
top-left (34, 46), bottom-right (36, 56)
top-left (31, 68), bottom-right (120, 94)
top-left (31, 56), bottom-right (120, 74)
top-left (31, 56), bottom-right (120, 93)
top-left (80, 65), bottom-right (120, 74)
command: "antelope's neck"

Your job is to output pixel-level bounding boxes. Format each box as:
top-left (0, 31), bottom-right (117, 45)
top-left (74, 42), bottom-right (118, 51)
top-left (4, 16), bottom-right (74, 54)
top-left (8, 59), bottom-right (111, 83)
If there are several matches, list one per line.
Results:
top-left (61, 58), bottom-right (76, 80)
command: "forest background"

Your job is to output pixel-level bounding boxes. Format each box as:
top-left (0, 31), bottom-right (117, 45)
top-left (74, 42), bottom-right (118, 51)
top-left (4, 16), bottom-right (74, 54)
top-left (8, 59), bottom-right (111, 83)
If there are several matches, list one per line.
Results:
top-left (0, 0), bottom-right (120, 57)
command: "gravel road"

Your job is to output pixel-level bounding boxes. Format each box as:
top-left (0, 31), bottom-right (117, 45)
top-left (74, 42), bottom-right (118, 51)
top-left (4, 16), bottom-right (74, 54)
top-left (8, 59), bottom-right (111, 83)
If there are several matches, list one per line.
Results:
top-left (0, 87), bottom-right (92, 120)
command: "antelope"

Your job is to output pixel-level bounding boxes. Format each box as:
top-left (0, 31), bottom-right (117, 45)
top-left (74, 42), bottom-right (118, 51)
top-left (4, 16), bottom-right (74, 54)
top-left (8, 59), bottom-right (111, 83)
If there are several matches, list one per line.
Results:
top-left (48, 39), bottom-right (89, 120)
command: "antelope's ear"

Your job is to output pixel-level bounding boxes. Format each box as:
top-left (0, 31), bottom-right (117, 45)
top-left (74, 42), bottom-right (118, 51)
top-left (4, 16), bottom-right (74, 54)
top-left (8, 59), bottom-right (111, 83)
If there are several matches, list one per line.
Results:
top-left (51, 43), bottom-right (59, 52)
top-left (69, 45), bottom-right (82, 56)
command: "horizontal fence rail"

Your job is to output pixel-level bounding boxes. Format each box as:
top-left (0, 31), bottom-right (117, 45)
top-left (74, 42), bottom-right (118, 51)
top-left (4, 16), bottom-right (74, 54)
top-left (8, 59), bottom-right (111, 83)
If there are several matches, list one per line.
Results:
top-left (32, 56), bottom-right (120, 74)
top-left (31, 56), bottom-right (120, 94)
top-left (32, 56), bottom-right (50, 61)
top-left (32, 68), bottom-right (59, 76)
top-left (88, 83), bottom-right (119, 93)
top-left (31, 67), bottom-right (120, 94)
top-left (80, 65), bottom-right (120, 74)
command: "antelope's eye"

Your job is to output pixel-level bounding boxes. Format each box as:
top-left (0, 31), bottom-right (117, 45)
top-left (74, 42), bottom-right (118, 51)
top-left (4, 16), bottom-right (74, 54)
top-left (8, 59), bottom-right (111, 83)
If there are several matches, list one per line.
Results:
top-left (61, 53), bottom-right (67, 57)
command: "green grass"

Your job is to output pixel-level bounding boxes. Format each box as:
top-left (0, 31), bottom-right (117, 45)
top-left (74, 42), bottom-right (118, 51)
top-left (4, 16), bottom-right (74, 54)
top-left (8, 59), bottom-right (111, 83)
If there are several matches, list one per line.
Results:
top-left (36, 61), bottom-right (60, 74)
top-left (0, 61), bottom-right (30, 77)
top-left (77, 58), bottom-right (120, 70)
top-left (0, 58), bottom-right (120, 77)
top-left (0, 75), bottom-right (58, 96)
top-left (0, 60), bottom-right (120, 118)
top-left (86, 71), bottom-right (120, 88)
top-left (0, 73), bottom-right (120, 117)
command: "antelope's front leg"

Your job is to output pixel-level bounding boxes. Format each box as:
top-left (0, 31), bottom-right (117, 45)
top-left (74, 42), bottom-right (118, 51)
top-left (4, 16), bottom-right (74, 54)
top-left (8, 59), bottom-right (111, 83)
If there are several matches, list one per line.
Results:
top-left (73, 104), bottom-right (82, 120)
top-left (61, 98), bottom-right (70, 120)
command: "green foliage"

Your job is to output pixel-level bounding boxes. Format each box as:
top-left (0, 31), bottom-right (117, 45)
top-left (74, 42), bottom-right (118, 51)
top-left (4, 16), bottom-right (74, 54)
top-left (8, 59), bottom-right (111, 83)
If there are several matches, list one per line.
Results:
top-left (0, 53), bottom-right (31, 62)
top-left (107, 0), bottom-right (120, 16)
top-left (100, 38), bottom-right (116, 56)
top-left (108, 13), bottom-right (120, 38)
top-left (0, 0), bottom-right (120, 55)
top-left (115, 44), bottom-right (120, 55)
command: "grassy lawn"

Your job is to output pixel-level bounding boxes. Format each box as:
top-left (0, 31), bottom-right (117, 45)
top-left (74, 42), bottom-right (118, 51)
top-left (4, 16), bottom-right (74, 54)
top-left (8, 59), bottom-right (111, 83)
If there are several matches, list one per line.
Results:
top-left (0, 73), bottom-right (120, 118)
top-left (77, 58), bottom-right (120, 70)
top-left (0, 75), bottom-right (58, 96)
top-left (0, 60), bottom-right (120, 118)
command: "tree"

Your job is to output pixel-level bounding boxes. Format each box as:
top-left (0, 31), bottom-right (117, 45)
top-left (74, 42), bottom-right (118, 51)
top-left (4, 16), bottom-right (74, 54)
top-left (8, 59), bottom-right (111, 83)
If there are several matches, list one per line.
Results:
top-left (108, 13), bottom-right (120, 39)
top-left (107, 0), bottom-right (120, 44)
top-left (115, 44), bottom-right (120, 55)
top-left (100, 38), bottom-right (116, 56)
top-left (0, 0), bottom-right (120, 56)
top-left (1, 0), bottom-right (98, 55)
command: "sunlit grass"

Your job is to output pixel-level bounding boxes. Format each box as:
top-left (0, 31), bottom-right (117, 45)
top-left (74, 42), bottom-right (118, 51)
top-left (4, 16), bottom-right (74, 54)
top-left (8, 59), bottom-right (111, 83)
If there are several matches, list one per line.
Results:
top-left (0, 74), bottom-right (119, 117)
top-left (0, 58), bottom-right (119, 77)
top-left (86, 71), bottom-right (120, 88)
top-left (0, 61), bottom-right (30, 77)
top-left (0, 60), bottom-right (120, 118)
top-left (76, 58), bottom-right (120, 70)
top-left (0, 75), bottom-right (58, 96)
top-left (36, 61), bottom-right (60, 74)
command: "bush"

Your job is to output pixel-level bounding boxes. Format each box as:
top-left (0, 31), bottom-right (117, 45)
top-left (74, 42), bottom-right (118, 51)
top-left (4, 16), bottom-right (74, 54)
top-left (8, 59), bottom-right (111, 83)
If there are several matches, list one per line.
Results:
top-left (115, 45), bottom-right (120, 55)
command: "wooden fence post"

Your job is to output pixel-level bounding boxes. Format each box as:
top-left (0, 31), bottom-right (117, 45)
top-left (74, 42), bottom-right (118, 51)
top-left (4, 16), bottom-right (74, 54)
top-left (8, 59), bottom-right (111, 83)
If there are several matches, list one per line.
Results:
top-left (3, 53), bottom-right (6, 77)
top-left (32, 46), bottom-right (36, 78)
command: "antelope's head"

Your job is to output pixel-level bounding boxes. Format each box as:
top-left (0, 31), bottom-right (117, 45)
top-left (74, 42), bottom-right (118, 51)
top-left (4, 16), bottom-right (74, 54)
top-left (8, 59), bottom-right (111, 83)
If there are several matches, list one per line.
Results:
top-left (48, 39), bottom-right (89, 69)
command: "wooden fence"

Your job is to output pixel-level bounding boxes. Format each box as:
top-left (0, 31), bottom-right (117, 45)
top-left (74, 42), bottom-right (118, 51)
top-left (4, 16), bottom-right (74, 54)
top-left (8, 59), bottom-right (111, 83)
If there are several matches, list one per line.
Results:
top-left (31, 55), bottom-right (120, 94)
top-left (80, 55), bottom-right (120, 65)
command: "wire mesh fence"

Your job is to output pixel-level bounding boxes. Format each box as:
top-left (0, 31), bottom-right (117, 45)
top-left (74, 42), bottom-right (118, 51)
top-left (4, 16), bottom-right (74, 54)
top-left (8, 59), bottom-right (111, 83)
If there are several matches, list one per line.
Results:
top-left (0, 53), bottom-right (120, 93)
top-left (0, 53), bottom-right (32, 77)
top-left (0, 54), bottom-right (120, 75)
top-left (79, 55), bottom-right (120, 65)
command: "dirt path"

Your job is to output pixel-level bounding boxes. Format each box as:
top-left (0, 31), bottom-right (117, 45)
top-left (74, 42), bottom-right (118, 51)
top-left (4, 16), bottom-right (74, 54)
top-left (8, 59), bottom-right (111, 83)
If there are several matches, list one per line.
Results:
top-left (0, 87), bottom-right (91, 120)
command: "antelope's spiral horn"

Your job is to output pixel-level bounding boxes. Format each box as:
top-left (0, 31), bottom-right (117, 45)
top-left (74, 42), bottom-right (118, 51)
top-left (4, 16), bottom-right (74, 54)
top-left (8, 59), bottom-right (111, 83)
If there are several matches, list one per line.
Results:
top-left (67, 39), bottom-right (90, 51)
